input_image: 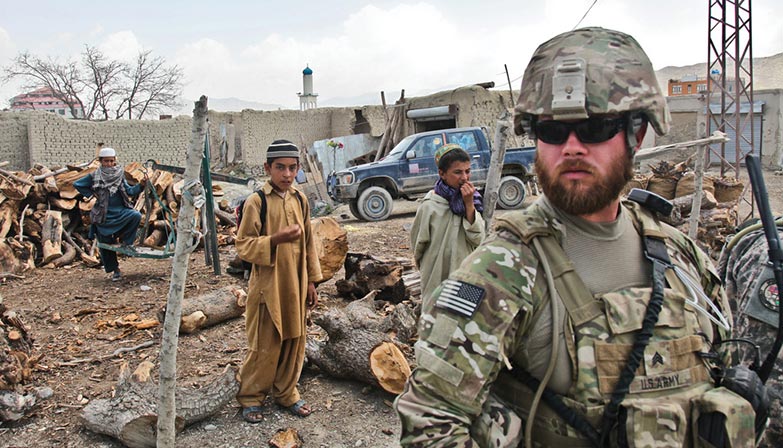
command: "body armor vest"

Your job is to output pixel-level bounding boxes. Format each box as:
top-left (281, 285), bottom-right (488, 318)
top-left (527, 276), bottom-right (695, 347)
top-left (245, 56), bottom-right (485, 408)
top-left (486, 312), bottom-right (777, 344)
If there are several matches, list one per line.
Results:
top-left (493, 202), bottom-right (753, 447)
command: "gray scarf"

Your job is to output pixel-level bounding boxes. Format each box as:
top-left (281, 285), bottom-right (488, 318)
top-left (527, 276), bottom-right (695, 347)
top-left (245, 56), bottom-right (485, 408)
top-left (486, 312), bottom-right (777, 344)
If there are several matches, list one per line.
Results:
top-left (92, 165), bottom-right (124, 195)
top-left (90, 165), bottom-right (131, 225)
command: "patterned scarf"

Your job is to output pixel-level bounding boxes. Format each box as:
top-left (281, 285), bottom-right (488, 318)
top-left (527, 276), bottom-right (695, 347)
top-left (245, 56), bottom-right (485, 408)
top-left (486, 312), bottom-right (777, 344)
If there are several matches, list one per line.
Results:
top-left (92, 165), bottom-right (124, 195)
top-left (434, 178), bottom-right (484, 217)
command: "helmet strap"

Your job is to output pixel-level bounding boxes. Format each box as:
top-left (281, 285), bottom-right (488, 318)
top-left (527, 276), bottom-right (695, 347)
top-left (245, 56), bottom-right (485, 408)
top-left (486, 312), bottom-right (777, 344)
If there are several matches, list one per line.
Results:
top-left (625, 113), bottom-right (646, 153)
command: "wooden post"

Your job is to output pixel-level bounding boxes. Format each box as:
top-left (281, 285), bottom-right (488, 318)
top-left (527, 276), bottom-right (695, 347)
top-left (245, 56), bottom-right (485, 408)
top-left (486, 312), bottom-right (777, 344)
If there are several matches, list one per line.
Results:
top-left (483, 115), bottom-right (511, 230)
top-left (688, 144), bottom-right (707, 240)
top-left (156, 96), bottom-right (209, 448)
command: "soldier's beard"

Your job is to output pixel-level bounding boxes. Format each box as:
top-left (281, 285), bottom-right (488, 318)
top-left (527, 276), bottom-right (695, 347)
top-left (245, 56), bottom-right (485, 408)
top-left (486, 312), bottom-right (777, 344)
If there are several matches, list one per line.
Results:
top-left (535, 153), bottom-right (634, 216)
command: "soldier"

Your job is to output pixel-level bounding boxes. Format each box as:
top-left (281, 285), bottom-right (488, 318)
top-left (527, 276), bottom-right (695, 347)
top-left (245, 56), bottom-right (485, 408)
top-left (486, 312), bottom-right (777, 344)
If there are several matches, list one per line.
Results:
top-left (719, 224), bottom-right (783, 447)
top-left (395, 27), bottom-right (758, 447)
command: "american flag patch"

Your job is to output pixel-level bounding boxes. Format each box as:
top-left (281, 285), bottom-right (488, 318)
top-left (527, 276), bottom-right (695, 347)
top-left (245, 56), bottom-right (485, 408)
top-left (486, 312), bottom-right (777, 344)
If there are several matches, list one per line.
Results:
top-left (435, 280), bottom-right (485, 318)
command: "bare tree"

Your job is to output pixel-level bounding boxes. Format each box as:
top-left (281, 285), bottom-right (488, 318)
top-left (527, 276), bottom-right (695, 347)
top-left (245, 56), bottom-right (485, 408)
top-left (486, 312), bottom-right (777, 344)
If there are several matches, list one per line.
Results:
top-left (3, 52), bottom-right (86, 118)
top-left (81, 46), bottom-right (124, 120)
top-left (3, 47), bottom-right (184, 120)
top-left (115, 50), bottom-right (184, 120)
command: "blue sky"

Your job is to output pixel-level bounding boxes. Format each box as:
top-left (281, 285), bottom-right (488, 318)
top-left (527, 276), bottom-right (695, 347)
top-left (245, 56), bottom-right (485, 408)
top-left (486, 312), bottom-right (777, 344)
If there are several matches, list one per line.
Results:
top-left (1, 0), bottom-right (782, 110)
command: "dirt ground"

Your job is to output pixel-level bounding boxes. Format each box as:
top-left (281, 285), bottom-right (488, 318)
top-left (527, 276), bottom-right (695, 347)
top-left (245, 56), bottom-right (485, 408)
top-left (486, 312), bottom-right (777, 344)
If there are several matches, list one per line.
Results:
top-left (2, 167), bottom-right (783, 448)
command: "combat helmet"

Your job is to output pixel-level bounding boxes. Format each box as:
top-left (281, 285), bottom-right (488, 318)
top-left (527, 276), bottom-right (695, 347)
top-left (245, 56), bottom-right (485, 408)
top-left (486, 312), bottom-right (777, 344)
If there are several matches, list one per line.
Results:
top-left (513, 27), bottom-right (670, 140)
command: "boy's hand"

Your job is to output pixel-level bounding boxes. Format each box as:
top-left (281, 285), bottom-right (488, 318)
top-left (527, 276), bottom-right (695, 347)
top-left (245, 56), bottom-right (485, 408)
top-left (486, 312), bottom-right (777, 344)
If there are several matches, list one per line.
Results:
top-left (461, 181), bottom-right (477, 223)
top-left (307, 282), bottom-right (318, 308)
top-left (460, 181), bottom-right (476, 205)
top-left (271, 224), bottom-right (302, 246)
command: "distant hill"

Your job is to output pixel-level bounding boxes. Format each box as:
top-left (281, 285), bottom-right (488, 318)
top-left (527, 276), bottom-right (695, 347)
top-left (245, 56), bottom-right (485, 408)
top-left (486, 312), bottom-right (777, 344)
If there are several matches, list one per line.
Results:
top-left (655, 51), bottom-right (783, 94)
top-left (169, 97), bottom-right (284, 116)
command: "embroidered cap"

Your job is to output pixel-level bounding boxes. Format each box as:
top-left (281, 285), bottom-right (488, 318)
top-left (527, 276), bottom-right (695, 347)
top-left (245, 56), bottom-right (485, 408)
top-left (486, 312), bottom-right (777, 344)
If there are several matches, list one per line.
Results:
top-left (98, 147), bottom-right (116, 158)
top-left (267, 139), bottom-right (300, 160)
top-left (434, 143), bottom-right (463, 166)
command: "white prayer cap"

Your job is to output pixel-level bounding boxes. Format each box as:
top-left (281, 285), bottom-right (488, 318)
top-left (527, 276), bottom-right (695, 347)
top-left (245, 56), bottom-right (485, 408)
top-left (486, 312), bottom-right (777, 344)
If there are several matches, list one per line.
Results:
top-left (98, 147), bottom-right (116, 158)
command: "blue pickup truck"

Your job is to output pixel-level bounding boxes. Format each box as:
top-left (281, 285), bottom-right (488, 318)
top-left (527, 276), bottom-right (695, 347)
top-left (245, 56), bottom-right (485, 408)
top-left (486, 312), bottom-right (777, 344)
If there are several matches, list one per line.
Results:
top-left (328, 127), bottom-right (536, 221)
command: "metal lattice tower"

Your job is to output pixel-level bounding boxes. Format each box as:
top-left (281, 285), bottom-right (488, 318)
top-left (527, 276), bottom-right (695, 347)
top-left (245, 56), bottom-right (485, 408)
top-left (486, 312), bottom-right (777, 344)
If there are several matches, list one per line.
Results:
top-left (706, 0), bottom-right (754, 177)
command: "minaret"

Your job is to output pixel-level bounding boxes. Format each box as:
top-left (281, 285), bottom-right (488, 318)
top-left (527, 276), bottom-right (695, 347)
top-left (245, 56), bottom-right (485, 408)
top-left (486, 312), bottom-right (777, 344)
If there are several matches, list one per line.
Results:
top-left (298, 64), bottom-right (318, 110)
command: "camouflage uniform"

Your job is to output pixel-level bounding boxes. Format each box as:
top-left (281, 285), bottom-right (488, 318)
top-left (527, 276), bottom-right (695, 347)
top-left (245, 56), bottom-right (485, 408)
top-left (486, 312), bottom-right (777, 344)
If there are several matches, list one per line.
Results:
top-left (394, 26), bottom-right (758, 447)
top-left (718, 226), bottom-right (783, 447)
top-left (395, 200), bottom-right (744, 447)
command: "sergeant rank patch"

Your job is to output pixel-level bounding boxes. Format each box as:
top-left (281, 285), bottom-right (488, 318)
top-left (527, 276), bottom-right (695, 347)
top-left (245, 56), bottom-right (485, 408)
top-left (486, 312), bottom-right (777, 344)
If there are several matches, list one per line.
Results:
top-left (435, 280), bottom-right (485, 317)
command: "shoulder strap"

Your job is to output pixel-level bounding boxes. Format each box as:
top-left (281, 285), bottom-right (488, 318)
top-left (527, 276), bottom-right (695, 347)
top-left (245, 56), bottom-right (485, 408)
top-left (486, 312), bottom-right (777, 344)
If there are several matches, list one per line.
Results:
top-left (498, 205), bottom-right (603, 326)
top-left (256, 190), bottom-right (267, 232)
top-left (257, 189), bottom-right (306, 232)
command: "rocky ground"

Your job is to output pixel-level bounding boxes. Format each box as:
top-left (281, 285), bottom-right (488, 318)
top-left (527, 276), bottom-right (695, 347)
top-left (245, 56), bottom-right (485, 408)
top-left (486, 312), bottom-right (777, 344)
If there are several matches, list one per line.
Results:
top-left (1, 166), bottom-right (782, 448)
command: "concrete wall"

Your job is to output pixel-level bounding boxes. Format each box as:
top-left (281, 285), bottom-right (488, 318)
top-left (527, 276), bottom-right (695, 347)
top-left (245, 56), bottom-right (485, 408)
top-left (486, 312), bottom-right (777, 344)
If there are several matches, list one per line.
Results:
top-left (665, 89), bottom-right (783, 169)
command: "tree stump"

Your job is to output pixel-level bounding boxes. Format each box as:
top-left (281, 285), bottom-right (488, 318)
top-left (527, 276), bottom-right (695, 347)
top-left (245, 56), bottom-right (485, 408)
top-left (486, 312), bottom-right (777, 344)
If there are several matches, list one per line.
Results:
top-left (306, 291), bottom-right (416, 393)
top-left (82, 361), bottom-right (240, 448)
top-left (336, 253), bottom-right (408, 303)
top-left (311, 217), bottom-right (348, 282)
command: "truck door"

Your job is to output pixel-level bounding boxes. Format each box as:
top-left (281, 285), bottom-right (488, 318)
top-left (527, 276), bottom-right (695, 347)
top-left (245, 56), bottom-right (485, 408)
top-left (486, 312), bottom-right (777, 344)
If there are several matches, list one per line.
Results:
top-left (445, 130), bottom-right (487, 186)
top-left (399, 134), bottom-right (443, 194)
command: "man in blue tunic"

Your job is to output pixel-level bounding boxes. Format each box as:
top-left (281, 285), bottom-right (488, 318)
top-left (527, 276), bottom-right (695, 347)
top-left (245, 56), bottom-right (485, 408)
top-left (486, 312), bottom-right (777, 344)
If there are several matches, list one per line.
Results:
top-left (74, 147), bottom-right (144, 281)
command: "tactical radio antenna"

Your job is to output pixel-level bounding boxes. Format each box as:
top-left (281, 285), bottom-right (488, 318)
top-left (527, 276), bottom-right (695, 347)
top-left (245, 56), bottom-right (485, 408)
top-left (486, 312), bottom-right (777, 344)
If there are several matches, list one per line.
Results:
top-left (745, 154), bottom-right (783, 383)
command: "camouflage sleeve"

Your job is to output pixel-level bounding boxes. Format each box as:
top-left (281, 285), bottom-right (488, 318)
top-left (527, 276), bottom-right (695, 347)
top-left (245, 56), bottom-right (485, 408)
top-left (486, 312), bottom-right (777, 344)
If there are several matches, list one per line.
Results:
top-left (395, 229), bottom-right (537, 446)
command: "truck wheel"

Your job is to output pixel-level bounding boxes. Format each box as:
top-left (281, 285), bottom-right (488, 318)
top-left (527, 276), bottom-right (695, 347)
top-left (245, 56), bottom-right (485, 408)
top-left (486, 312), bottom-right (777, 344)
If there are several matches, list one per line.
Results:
top-left (356, 186), bottom-right (393, 221)
top-left (498, 176), bottom-right (526, 209)
top-left (349, 200), bottom-right (361, 219)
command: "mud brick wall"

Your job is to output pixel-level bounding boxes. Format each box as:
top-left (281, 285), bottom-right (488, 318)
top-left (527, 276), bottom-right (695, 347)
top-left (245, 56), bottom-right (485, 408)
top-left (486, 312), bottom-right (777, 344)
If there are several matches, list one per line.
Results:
top-left (0, 112), bottom-right (33, 170)
top-left (26, 112), bottom-right (193, 167)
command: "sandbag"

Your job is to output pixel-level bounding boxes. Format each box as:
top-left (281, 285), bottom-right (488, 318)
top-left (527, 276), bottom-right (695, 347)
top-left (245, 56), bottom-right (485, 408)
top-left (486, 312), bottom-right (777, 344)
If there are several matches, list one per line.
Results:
top-left (674, 172), bottom-right (715, 198)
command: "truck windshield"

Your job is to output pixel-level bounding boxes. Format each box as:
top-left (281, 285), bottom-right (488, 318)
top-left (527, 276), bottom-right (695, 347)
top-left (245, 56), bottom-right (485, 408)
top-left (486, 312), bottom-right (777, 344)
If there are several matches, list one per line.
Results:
top-left (382, 135), bottom-right (417, 161)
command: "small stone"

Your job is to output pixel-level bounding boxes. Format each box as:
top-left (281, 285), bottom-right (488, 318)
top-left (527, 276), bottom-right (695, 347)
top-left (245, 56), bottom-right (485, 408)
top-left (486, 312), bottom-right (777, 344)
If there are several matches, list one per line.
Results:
top-left (140, 285), bottom-right (152, 291)
top-left (204, 424), bottom-right (217, 431)
top-left (354, 440), bottom-right (364, 447)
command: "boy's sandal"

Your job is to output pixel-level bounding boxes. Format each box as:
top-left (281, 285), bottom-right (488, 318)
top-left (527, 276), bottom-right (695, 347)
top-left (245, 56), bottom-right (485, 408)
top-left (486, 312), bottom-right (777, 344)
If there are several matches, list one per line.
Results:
top-left (242, 405), bottom-right (265, 423)
top-left (284, 399), bottom-right (312, 417)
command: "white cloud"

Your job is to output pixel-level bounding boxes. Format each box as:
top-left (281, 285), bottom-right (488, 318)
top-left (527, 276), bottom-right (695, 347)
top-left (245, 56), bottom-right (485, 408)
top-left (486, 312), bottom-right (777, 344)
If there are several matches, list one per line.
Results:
top-left (99, 31), bottom-right (143, 63)
top-left (0, 26), bottom-right (21, 106)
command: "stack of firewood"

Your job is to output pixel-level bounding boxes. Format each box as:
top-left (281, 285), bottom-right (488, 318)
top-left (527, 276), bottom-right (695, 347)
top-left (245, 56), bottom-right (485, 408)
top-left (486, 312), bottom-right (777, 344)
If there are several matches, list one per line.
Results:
top-left (0, 160), bottom-right (239, 276)
top-left (625, 160), bottom-right (745, 256)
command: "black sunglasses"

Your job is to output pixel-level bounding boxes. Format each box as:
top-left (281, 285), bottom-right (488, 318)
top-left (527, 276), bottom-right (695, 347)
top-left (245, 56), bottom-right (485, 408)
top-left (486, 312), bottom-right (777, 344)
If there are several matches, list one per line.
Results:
top-left (533, 116), bottom-right (627, 145)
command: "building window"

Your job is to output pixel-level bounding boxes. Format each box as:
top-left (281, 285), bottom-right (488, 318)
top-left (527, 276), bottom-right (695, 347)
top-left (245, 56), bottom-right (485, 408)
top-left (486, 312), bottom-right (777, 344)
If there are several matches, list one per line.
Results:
top-left (672, 85), bottom-right (682, 94)
top-left (687, 85), bottom-right (692, 94)
top-left (697, 84), bottom-right (707, 92)
top-left (58, 109), bottom-right (65, 115)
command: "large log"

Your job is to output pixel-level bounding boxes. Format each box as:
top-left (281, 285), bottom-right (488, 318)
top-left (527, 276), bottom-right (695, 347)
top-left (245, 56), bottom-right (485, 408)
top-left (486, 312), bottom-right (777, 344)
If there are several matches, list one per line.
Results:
top-left (33, 164), bottom-right (59, 193)
top-left (41, 210), bottom-right (64, 263)
top-left (82, 361), bottom-right (240, 448)
top-left (336, 253), bottom-right (408, 303)
top-left (0, 238), bottom-right (36, 274)
top-left (52, 241), bottom-right (77, 267)
top-left (0, 202), bottom-right (17, 239)
top-left (305, 291), bottom-right (416, 393)
top-left (54, 160), bottom-right (98, 193)
top-left (157, 286), bottom-right (246, 334)
top-left (312, 216), bottom-right (348, 282)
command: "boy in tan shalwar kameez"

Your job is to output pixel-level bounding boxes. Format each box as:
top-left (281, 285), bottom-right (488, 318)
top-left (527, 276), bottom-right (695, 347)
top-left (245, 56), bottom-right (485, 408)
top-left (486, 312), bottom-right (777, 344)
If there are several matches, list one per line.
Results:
top-left (235, 140), bottom-right (322, 423)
